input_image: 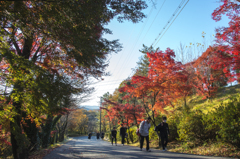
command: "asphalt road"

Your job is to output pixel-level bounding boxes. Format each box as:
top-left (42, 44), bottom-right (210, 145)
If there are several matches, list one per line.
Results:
top-left (43, 136), bottom-right (230, 159)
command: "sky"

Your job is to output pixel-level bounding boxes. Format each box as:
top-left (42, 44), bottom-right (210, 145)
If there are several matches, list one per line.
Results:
top-left (80, 0), bottom-right (230, 107)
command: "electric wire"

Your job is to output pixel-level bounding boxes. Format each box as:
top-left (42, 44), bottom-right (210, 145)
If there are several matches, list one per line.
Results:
top-left (94, 65), bottom-right (135, 96)
top-left (154, 0), bottom-right (189, 47)
top-left (107, 25), bottom-right (137, 79)
top-left (112, 2), bottom-right (156, 85)
top-left (95, 81), bottom-right (128, 87)
top-left (82, 0), bottom-right (190, 106)
top-left (94, 0), bottom-right (189, 99)
top-left (140, 0), bottom-right (166, 43)
top-left (94, 24), bottom-right (137, 93)
top-left (92, 77), bottom-right (126, 93)
top-left (103, 1), bottom-right (157, 93)
top-left (110, 0), bottom-right (189, 95)
top-left (92, 79), bottom-right (126, 85)
top-left (151, 0), bottom-right (185, 47)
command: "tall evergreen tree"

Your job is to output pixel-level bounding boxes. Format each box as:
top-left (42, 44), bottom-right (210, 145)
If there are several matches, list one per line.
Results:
top-left (135, 45), bottom-right (157, 76)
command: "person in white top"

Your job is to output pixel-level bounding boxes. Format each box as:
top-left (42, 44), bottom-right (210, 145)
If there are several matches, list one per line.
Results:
top-left (139, 117), bottom-right (151, 152)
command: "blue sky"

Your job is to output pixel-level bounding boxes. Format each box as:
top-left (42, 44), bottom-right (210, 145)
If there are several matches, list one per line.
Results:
top-left (81, 0), bottom-right (230, 107)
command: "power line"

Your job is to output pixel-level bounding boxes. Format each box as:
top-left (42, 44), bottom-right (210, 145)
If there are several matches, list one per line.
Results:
top-left (95, 82), bottom-right (126, 87)
top-left (101, 0), bottom-right (163, 95)
top-left (102, 1), bottom-right (157, 94)
top-left (151, 0), bottom-right (186, 47)
top-left (95, 0), bottom-right (189, 96)
top-left (92, 78), bottom-right (126, 84)
top-left (154, 0), bottom-right (189, 47)
top-left (96, 25), bottom-right (137, 94)
top-left (107, 25), bottom-right (137, 80)
top-left (95, 67), bottom-right (135, 94)
top-left (112, 2), bottom-right (156, 84)
top-left (140, 0), bottom-right (166, 43)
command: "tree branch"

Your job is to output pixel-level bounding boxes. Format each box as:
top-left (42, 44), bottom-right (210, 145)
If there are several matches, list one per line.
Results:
top-left (32, 46), bottom-right (41, 63)
top-left (11, 26), bottom-right (22, 56)
top-left (0, 93), bottom-right (10, 95)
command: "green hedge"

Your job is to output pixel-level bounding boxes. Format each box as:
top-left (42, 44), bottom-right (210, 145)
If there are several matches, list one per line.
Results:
top-left (203, 95), bottom-right (240, 147)
top-left (177, 111), bottom-right (205, 142)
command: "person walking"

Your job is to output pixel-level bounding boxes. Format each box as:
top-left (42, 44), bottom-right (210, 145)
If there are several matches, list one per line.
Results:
top-left (96, 131), bottom-right (100, 139)
top-left (120, 124), bottom-right (127, 146)
top-left (101, 132), bottom-right (105, 140)
top-left (155, 116), bottom-right (170, 151)
top-left (139, 117), bottom-right (151, 152)
top-left (88, 132), bottom-right (92, 139)
top-left (111, 127), bottom-right (117, 146)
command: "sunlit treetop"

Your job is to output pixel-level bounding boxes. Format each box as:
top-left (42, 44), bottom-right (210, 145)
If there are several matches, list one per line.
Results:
top-left (0, 0), bottom-right (148, 80)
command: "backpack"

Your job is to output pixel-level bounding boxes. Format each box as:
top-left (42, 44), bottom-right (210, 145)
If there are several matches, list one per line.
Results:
top-left (136, 128), bottom-right (140, 136)
top-left (136, 121), bottom-right (145, 136)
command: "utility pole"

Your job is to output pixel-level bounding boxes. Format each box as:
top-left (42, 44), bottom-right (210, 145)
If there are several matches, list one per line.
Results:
top-left (100, 97), bottom-right (102, 133)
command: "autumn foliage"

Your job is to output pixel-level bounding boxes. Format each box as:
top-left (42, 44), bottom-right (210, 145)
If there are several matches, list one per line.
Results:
top-left (186, 46), bottom-right (229, 99)
top-left (0, 0), bottom-right (240, 158)
top-left (101, 1), bottom-right (240, 134)
top-left (212, 0), bottom-right (240, 81)
top-left (0, 0), bottom-right (148, 158)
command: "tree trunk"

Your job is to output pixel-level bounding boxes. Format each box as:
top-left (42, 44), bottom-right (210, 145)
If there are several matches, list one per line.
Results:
top-left (10, 104), bottom-right (29, 159)
top-left (10, 121), bottom-right (19, 159)
top-left (42, 116), bottom-right (53, 148)
top-left (23, 115), bottom-right (39, 151)
top-left (9, 17), bottom-right (34, 158)
top-left (55, 133), bottom-right (59, 143)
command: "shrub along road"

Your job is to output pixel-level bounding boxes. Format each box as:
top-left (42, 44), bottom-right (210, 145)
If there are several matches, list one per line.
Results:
top-left (43, 136), bottom-right (230, 159)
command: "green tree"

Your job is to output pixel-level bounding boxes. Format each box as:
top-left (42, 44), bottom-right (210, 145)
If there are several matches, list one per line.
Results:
top-left (0, 1), bottom-right (148, 158)
top-left (135, 45), bottom-right (156, 77)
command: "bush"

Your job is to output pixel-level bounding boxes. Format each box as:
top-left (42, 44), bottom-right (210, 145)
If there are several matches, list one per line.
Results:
top-left (149, 126), bottom-right (158, 141)
top-left (177, 111), bottom-right (205, 142)
top-left (167, 115), bottom-right (179, 141)
top-left (0, 134), bottom-right (12, 158)
top-left (126, 127), bottom-right (139, 143)
top-left (105, 131), bottom-right (111, 141)
top-left (203, 95), bottom-right (240, 147)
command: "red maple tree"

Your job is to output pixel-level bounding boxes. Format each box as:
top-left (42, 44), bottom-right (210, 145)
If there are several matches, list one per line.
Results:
top-left (190, 46), bottom-right (229, 99)
top-left (119, 49), bottom-right (189, 126)
top-left (146, 48), bottom-right (189, 111)
top-left (102, 95), bottom-right (145, 126)
top-left (119, 81), bottom-right (145, 125)
top-left (212, 0), bottom-right (240, 82)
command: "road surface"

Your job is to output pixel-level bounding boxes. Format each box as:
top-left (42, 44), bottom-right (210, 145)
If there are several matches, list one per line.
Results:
top-left (43, 136), bottom-right (230, 159)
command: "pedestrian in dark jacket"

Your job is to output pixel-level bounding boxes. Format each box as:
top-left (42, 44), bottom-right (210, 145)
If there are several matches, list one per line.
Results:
top-left (101, 132), bottom-right (104, 140)
top-left (120, 124), bottom-right (127, 146)
top-left (155, 116), bottom-right (170, 151)
top-left (96, 132), bottom-right (100, 139)
top-left (88, 132), bottom-right (92, 139)
top-left (111, 127), bottom-right (117, 146)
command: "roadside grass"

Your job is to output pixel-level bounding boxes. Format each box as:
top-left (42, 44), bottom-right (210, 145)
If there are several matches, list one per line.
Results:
top-left (108, 138), bottom-right (240, 158)
top-left (165, 141), bottom-right (240, 158)
top-left (189, 85), bottom-right (240, 113)
top-left (164, 85), bottom-right (240, 114)
top-left (160, 85), bottom-right (240, 158)
top-left (126, 85), bottom-right (240, 158)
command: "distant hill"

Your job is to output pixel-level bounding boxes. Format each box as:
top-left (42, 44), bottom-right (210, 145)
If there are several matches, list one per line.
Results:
top-left (81, 106), bottom-right (99, 111)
